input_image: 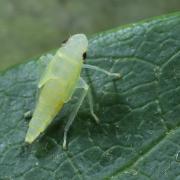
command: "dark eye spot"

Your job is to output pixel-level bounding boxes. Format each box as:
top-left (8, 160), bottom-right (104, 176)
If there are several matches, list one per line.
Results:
top-left (62, 39), bottom-right (68, 44)
top-left (83, 52), bottom-right (87, 61)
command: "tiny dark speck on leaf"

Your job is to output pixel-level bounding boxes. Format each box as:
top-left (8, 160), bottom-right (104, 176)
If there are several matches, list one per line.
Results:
top-left (175, 151), bottom-right (180, 162)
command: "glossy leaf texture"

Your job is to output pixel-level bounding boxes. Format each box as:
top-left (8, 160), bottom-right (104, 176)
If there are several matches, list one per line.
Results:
top-left (0, 12), bottom-right (180, 180)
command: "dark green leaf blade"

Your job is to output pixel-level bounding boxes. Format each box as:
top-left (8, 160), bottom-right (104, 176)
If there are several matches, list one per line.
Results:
top-left (0, 12), bottom-right (180, 180)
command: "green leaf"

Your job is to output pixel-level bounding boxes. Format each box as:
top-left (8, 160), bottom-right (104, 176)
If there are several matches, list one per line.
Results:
top-left (0, 12), bottom-right (180, 180)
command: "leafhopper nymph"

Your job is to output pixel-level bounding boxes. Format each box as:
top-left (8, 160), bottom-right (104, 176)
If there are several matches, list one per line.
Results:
top-left (25, 34), bottom-right (120, 149)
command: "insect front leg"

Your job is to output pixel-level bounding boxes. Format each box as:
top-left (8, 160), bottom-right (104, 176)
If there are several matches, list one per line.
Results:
top-left (83, 64), bottom-right (121, 78)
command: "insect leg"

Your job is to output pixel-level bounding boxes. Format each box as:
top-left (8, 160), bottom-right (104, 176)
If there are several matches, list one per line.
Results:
top-left (24, 111), bottom-right (32, 121)
top-left (79, 77), bottom-right (99, 123)
top-left (83, 64), bottom-right (121, 78)
top-left (63, 79), bottom-right (88, 150)
top-left (87, 87), bottom-right (99, 124)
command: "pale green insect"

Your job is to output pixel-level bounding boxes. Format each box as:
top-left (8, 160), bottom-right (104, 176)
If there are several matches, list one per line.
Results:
top-left (25, 34), bottom-right (120, 149)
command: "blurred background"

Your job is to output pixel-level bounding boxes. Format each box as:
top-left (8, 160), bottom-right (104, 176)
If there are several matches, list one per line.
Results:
top-left (0, 0), bottom-right (180, 71)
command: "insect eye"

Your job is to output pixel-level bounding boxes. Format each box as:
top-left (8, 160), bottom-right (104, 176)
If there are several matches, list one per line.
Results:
top-left (83, 52), bottom-right (87, 61)
top-left (62, 39), bottom-right (68, 44)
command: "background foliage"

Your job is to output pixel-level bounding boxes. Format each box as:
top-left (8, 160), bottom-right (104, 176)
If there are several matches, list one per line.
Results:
top-left (0, 0), bottom-right (180, 71)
